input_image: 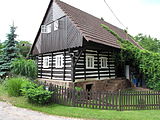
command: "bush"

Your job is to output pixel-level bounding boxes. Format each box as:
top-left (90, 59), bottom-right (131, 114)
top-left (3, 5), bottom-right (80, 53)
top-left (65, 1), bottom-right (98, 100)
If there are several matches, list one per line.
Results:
top-left (11, 58), bottom-right (37, 79)
top-left (21, 82), bottom-right (53, 105)
top-left (5, 77), bottom-right (29, 97)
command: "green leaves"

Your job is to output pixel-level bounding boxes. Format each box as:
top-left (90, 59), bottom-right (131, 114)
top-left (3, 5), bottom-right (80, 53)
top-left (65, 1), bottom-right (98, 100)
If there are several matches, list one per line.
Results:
top-left (134, 34), bottom-right (160, 53)
top-left (11, 58), bottom-right (37, 79)
top-left (0, 24), bottom-right (20, 78)
top-left (101, 24), bottom-right (160, 90)
top-left (5, 77), bottom-right (29, 97)
top-left (21, 82), bottom-right (53, 105)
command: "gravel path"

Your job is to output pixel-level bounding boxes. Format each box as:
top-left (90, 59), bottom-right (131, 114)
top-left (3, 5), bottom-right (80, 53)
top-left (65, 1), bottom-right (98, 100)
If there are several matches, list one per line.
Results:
top-left (0, 102), bottom-right (83, 120)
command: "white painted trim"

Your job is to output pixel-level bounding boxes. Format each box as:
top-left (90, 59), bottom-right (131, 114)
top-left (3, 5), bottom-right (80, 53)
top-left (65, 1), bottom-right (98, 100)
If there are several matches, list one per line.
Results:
top-left (54, 20), bottom-right (59, 31)
top-left (101, 57), bottom-right (108, 68)
top-left (43, 56), bottom-right (50, 68)
top-left (41, 24), bottom-right (52, 33)
top-left (55, 55), bottom-right (63, 68)
top-left (86, 56), bottom-right (94, 69)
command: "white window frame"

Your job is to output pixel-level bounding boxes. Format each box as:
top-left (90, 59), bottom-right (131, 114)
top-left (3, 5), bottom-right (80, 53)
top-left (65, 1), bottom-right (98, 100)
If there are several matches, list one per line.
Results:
top-left (41, 25), bottom-right (47, 33)
top-left (43, 56), bottom-right (50, 68)
top-left (54, 20), bottom-right (59, 31)
top-left (101, 57), bottom-right (108, 68)
top-left (86, 56), bottom-right (94, 69)
top-left (47, 24), bottom-right (51, 33)
top-left (55, 55), bottom-right (63, 68)
top-left (41, 24), bottom-right (51, 33)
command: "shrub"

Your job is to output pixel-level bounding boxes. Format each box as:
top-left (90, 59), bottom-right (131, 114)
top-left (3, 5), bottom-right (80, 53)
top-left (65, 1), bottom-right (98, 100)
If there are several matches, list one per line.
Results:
top-left (11, 58), bottom-right (37, 79)
top-left (75, 87), bottom-right (82, 91)
top-left (21, 82), bottom-right (53, 105)
top-left (5, 77), bottom-right (29, 97)
top-left (101, 24), bottom-right (160, 90)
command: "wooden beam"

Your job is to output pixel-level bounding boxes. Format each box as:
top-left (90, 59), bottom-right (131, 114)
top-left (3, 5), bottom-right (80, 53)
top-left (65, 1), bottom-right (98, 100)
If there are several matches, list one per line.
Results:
top-left (63, 51), bottom-right (66, 81)
top-left (74, 49), bottom-right (84, 67)
top-left (71, 53), bottom-right (75, 82)
top-left (51, 52), bottom-right (53, 79)
top-left (84, 50), bottom-right (86, 80)
top-left (108, 51), bottom-right (111, 78)
top-left (41, 54), bottom-right (43, 78)
top-left (97, 51), bottom-right (100, 80)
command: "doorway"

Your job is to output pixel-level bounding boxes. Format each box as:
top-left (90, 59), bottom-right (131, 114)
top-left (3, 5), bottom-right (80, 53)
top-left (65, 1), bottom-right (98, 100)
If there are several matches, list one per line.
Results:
top-left (86, 84), bottom-right (93, 92)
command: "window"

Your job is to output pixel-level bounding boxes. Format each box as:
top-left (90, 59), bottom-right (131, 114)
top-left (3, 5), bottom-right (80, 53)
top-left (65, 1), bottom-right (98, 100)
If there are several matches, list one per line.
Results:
top-left (41, 25), bottom-right (47, 33)
top-left (47, 24), bottom-right (51, 33)
top-left (101, 57), bottom-right (108, 68)
top-left (43, 56), bottom-right (49, 68)
top-left (41, 24), bottom-right (51, 33)
top-left (54, 20), bottom-right (59, 31)
top-left (86, 56), bottom-right (94, 68)
top-left (55, 55), bottom-right (63, 68)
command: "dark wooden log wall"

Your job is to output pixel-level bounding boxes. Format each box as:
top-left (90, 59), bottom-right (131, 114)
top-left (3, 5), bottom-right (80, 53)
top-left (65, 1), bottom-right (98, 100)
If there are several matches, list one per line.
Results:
top-left (37, 51), bottom-right (72, 81)
top-left (75, 49), bottom-right (116, 80)
top-left (32, 2), bottom-right (83, 55)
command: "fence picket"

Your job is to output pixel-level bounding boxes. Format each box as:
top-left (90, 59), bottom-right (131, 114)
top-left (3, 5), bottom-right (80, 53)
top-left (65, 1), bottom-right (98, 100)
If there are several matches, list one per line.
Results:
top-left (42, 83), bottom-right (160, 111)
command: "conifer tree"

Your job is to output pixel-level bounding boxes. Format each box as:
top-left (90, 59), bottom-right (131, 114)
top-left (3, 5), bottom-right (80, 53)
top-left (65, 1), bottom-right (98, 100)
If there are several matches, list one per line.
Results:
top-left (0, 24), bottom-right (19, 77)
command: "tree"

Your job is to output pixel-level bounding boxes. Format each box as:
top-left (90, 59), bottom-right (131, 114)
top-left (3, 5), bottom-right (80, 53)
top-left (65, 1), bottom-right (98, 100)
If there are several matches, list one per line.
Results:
top-left (0, 24), bottom-right (19, 78)
top-left (0, 42), bottom-right (3, 55)
top-left (17, 40), bottom-right (31, 57)
top-left (134, 34), bottom-right (160, 53)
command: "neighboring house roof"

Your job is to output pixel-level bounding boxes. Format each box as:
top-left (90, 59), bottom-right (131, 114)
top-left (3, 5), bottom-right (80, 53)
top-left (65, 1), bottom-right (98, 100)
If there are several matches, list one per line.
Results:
top-left (30, 0), bottom-right (142, 55)
top-left (56, 0), bottom-right (141, 49)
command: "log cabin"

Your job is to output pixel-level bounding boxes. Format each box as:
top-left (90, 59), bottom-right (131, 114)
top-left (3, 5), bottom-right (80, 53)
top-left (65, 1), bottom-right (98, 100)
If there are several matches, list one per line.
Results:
top-left (29, 0), bottom-right (142, 91)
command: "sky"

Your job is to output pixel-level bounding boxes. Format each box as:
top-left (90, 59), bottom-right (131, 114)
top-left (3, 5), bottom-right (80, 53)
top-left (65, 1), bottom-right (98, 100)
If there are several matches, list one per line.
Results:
top-left (0, 0), bottom-right (160, 43)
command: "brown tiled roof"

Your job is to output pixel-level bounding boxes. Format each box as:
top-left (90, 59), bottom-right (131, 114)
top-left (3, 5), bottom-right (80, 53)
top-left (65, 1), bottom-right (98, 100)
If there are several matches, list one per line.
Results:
top-left (56, 0), bottom-right (142, 49)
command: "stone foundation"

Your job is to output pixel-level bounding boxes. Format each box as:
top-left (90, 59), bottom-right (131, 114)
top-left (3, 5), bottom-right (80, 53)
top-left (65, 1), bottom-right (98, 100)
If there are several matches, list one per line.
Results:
top-left (38, 78), bottom-right (131, 92)
top-left (37, 78), bottom-right (74, 88)
top-left (74, 78), bottom-right (131, 92)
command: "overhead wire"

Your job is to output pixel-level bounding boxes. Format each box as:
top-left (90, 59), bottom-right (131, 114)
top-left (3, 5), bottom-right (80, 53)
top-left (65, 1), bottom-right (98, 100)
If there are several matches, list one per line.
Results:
top-left (103, 0), bottom-right (127, 30)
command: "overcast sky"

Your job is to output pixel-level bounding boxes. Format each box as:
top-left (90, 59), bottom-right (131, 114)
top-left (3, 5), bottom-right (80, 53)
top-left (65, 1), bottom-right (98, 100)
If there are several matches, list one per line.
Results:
top-left (0, 0), bottom-right (160, 43)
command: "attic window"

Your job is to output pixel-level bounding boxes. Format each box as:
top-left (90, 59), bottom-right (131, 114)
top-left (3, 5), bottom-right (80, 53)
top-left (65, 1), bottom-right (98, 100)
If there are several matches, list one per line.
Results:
top-left (101, 57), bottom-right (108, 68)
top-left (41, 24), bottom-right (51, 33)
top-left (54, 20), bottom-right (59, 31)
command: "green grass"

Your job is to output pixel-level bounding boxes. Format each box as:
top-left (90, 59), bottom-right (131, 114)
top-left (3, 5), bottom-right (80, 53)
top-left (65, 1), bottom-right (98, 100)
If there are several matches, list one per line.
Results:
top-left (0, 84), bottom-right (160, 120)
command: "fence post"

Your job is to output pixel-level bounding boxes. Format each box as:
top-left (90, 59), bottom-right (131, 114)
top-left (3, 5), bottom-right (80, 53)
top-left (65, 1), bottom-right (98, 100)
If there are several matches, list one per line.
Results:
top-left (119, 90), bottom-right (121, 111)
top-left (72, 89), bottom-right (76, 107)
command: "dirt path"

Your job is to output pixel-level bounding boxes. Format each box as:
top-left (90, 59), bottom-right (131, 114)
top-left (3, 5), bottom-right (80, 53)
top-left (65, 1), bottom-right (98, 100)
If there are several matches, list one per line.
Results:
top-left (0, 102), bottom-right (83, 120)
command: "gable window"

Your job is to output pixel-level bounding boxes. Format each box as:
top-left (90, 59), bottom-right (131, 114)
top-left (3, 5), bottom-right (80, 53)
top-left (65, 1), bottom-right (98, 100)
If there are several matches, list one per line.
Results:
top-left (47, 24), bottom-right (51, 33)
top-left (54, 20), bottom-right (59, 31)
top-left (101, 57), bottom-right (108, 68)
top-left (55, 55), bottom-right (63, 68)
top-left (43, 56), bottom-right (49, 68)
top-left (86, 56), bottom-right (94, 68)
top-left (41, 24), bottom-right (51, 33)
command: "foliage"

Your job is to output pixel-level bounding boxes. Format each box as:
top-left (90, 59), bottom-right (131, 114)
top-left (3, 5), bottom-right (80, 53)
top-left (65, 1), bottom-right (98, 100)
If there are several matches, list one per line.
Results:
top-left (75, 87), bottom-right (82, 91)
top-left (134, 34), bottom-right (160, 53)
top-left (17, 40), bottom-right (31, 57)
top-left (101, 24), bottom-right (160, 90)
top-left (21, 82), bottom-right (53, 105)
top-left (0, 42), bottom-right (3, 55)
top-left (0, 91), bottom-right (160, 120)
top-left (0, 24), bottom-right (19, 78)
top-left (1, 85), bottom-right (160, 120)
top-left (5, 77), bottom-right (29, 97)
top-left (11, 58), bottom-right (37, 79)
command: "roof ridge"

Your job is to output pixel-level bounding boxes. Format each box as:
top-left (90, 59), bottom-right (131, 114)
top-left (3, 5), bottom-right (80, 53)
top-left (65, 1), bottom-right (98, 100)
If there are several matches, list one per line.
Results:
top-left (57, 0), bottom-right (124, 31)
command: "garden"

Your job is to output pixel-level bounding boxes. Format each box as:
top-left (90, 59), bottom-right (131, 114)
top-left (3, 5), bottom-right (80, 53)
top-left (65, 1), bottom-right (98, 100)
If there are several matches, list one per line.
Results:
top-left (1, 23), bottom-right (160, 120)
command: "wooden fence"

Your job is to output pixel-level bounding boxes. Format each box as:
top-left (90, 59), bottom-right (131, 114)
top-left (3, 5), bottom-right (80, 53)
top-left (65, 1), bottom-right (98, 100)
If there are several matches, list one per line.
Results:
top-left (44, 83), bottom-right (160, 111)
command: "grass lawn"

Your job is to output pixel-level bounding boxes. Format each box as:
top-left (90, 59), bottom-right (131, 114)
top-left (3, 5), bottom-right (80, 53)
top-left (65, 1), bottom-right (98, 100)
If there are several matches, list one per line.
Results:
top-left (0, 84), bottom-right (160, 120)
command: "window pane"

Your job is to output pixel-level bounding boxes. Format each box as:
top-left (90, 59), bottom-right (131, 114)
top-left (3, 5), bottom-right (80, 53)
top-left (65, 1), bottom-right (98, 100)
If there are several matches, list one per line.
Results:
top-left (47, 24), bottom-right (51, 33)
top-left (54, 20), bottom-right (59, 31)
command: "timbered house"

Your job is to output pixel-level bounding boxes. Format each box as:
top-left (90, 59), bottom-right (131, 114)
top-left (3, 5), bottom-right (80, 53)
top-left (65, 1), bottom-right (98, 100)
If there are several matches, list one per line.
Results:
top-left (30, 0), bottom-right (141, 91)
